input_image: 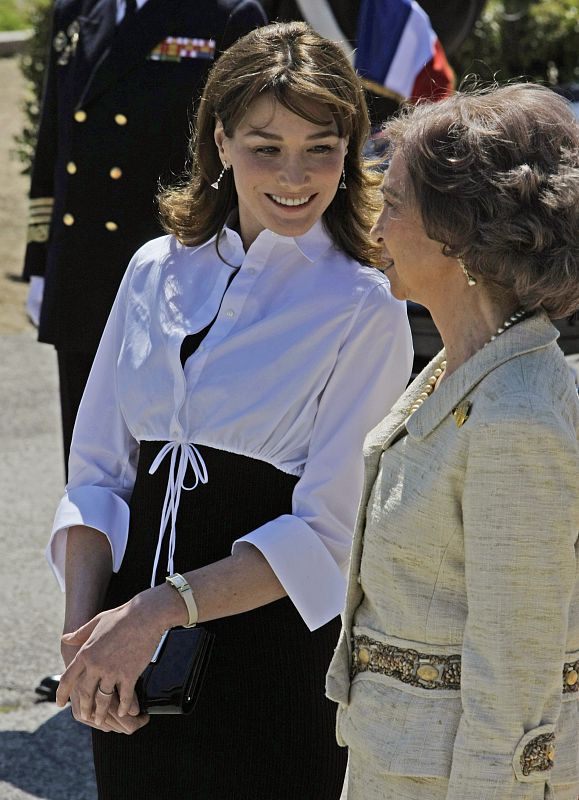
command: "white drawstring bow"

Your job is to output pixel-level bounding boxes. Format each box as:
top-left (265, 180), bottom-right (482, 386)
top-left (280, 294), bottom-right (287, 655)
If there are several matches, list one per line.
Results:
top-left (148, 442), bottom-right (208, 586)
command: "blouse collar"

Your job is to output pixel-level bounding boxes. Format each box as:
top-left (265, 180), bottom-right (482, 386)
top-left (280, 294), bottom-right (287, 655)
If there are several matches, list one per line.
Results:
top-left (188, 214), bottom-right (335, 266)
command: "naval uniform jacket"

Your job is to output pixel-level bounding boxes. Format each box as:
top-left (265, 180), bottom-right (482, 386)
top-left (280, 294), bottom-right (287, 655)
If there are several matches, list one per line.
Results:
top-left (22, 0), bottom-right (266, 355)
top-left (326, 312), bottom-right (579, 798)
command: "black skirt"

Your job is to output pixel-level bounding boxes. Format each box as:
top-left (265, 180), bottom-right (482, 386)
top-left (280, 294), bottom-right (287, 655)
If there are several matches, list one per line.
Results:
top-left (92, 441), bottom-right (347, 799)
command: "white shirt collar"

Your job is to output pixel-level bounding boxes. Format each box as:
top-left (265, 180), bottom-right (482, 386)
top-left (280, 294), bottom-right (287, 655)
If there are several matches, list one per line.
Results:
top-left (116, 0), bottom-right (148, 24)
top-left (191, 215), bottom-right (334, 266)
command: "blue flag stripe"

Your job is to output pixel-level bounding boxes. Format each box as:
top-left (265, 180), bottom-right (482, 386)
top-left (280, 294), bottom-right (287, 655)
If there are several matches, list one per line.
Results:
top-left (355, 0), bottom-right (413, 82)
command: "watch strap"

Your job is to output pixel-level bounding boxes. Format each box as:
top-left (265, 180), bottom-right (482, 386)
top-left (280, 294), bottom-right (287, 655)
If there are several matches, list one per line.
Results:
top-left (165, 573), bottom-right (198, 628)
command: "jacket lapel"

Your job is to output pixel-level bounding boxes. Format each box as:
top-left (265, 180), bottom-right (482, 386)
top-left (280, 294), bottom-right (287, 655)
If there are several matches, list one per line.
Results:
top-left (406, 311), bottom-right (559, 441)
top-left (78, 0), bottom-right (185, 108)
top-left (340, 357), bottom-right (444, 631)
top-left (71, 0), bottom-right (116, 104)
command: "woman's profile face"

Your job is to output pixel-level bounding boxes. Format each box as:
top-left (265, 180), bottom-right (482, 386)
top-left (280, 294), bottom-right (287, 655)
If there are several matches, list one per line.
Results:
top-left (214, 93), bottom-right (348, 249)
top-left (371, 152), bottom-right (450, 305)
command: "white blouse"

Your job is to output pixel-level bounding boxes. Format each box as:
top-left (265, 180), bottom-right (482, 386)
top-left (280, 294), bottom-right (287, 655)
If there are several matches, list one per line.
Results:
top-left (47, 219), bottom-right (413, 630)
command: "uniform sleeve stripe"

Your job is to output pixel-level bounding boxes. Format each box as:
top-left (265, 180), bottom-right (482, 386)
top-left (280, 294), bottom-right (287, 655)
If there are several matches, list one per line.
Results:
top-left (29, 197), bottom-right (54, 208)
top-left (30, 208), bottom-right (52, 220)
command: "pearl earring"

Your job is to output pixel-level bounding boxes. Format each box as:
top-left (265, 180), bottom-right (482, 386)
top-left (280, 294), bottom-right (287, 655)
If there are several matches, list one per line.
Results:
top-left (211, 162), bottom-right (229, 190)
top-left (458, 257), bottom-right (477, 286)
top-left (339, 169), bottom-right (347, 190)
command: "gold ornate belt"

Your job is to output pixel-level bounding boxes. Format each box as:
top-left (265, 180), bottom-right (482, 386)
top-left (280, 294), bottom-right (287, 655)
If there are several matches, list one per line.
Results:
top-left (352, 634), bottom-right (579, 694)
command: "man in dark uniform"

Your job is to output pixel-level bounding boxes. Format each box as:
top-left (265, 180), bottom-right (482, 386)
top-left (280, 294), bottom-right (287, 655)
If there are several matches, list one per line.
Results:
top-left (23, 0), bottom-right (266, 473)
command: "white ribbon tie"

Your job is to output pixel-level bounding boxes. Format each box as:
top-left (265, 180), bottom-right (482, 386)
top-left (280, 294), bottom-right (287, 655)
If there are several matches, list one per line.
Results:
top-left (148, 442), bottom-right (208, 586)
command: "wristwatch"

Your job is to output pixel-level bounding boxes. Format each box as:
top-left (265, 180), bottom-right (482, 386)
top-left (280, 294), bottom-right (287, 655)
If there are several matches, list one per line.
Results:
top-left (165, 573), bottom-right (198, 628)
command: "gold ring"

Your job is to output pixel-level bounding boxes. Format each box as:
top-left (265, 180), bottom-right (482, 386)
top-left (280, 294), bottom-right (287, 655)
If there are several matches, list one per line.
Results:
top-left (97, 684), bottom-right (115, 697)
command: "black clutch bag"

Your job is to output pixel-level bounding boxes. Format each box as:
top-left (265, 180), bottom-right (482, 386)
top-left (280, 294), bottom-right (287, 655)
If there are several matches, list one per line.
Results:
top-left (136, 625), bottom-right (215, 715)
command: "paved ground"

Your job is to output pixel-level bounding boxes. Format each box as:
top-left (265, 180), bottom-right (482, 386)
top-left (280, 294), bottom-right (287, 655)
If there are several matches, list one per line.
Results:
top-left (0, 55), bottom-right (97, 799)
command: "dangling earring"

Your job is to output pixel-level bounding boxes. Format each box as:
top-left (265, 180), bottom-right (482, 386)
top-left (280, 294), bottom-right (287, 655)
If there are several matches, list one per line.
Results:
top-left (458, 257), bottom-right (477, 286)
top-left (211, 162), bottom-right (229, 190)
top-left (339, 168), bottom-right (347, 190)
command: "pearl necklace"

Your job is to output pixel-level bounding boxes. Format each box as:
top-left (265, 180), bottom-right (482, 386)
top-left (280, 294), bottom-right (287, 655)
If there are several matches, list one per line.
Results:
top-left (408, 308), bottom-right (527, 415)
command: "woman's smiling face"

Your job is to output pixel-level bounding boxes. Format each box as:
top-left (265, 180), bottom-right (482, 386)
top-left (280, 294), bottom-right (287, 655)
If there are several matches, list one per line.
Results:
top-left (214, 93), bottom-right (348, 249)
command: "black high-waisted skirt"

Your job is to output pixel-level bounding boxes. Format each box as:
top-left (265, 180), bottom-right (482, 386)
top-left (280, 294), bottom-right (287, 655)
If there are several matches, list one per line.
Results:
top-left (92, 441), bottom-right (347, 800)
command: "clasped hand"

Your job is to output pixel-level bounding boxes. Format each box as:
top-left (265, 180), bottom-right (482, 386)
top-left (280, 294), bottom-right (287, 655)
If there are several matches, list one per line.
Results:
top-left (57, 596), bottom-right (163, 734)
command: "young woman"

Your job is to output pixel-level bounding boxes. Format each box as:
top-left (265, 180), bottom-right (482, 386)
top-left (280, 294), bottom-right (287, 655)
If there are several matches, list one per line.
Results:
top-left (48, 22), bottom-right (412, 799)
top-left (327, 82), bottom-right (579, 800)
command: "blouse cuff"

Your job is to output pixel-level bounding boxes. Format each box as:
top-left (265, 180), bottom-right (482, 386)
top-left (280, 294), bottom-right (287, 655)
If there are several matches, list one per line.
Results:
top-left (46, 486), bottom-right (130, 591)
top-left (232, 514), bottom-right (346, 631)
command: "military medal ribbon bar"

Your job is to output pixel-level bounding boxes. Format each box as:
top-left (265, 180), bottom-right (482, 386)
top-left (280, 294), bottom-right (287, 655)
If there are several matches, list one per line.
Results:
top-left (148, 37), bottom-right (216, 63)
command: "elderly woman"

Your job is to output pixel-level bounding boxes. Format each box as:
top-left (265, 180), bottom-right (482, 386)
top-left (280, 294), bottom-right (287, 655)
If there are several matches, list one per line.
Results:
top-left (47, 21), bottom-right (412, 800)
top-left (327, 83), bottom-right (579, 800)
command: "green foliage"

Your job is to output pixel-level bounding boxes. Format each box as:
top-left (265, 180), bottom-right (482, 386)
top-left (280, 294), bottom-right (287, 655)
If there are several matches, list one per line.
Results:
top-left (13, 0), bottom-right (52, 174)
top-left (0, 0), bottom-right (29, 31)
top-left (453, 0), bottom-right (579, 86)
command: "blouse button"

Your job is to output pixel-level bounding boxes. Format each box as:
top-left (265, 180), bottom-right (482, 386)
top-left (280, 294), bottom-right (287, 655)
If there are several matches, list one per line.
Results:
top-left (226, 309), bottom-right (235, 318)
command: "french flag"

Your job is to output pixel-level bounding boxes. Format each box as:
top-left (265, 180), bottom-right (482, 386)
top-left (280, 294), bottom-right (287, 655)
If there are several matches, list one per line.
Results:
top-left (355, 0), bottom-right (454, 103)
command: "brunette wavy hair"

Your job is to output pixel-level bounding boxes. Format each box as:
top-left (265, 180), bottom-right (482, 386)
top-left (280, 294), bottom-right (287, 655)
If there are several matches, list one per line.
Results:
top-left (158, 21), bottom-right (382, 266)
top-left (382, 82), bottom-right (579, 318)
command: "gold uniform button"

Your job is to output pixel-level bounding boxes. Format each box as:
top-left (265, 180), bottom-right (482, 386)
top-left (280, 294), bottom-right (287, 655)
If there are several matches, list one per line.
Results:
top-left (547, 744), bottom-right (556, 762)
top-left (566, 669), bottom-right (578, 687)
top-left (109, 167), bottom-right (123, 180)
top-left (74, 110), bottom-right (87, 123)
top-left (66, 161), bottom-right (77, 175)
top-left (357, 647), bottom-right (370, 665)
top-left (63, 213), bottom-right (75, 226)
top-left (105, 221), bottom-right (119, 232)
top-left (416, 664), bottom-right (440, 682)
top-left (114, 113), bottom-right (128, 126)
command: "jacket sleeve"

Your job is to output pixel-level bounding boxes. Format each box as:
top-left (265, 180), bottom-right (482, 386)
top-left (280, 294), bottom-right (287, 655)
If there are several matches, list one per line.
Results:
top-left (447, 407), bottom-right (579, 798)
top-left (23, 5), bottom-right (60, 280)
top-left (46, 261), bottom-right (139, 590)
top-left (233, 282), bottom-right (413, 630)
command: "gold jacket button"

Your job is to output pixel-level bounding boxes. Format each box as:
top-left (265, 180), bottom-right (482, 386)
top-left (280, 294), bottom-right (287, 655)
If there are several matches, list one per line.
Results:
top-left (416, 664), bottom-right (440, 682)
top-left (105, 221), bottom-right (119, 232)
top-left (357, 647), bottom-right (370, 665)
top-left (566, 669), bottom-right (578, 687)
top-left (74, 110), bottom-right (87, 123)
top-left (66, 161), bottom-right (77, 175)
top-left (63, 213), bottom-right (75, 226)
top-left (109, 166), bottom-right (123, 180)
top-left (547, 744), bottom-right (556, 762)
top-left (114, 113), bottom-right (128, 126)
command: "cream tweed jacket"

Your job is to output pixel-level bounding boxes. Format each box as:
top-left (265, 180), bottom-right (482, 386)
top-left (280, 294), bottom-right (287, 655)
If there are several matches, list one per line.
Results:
top-left (326, 312), bottom-right (579, 799)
